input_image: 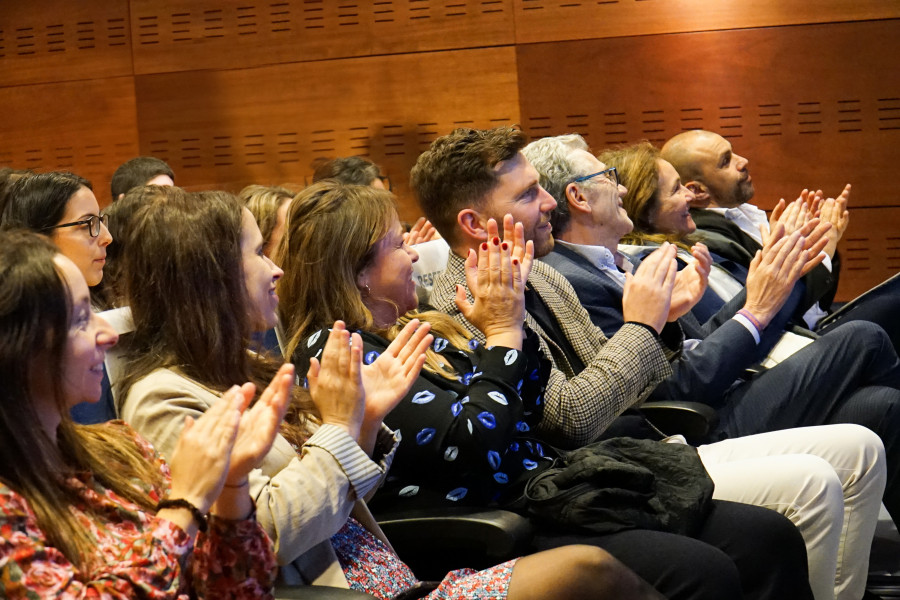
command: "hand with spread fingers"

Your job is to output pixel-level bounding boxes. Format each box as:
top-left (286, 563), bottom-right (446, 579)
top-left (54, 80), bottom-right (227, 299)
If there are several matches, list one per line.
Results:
top-left (668, 242), bottom-right (712, 322)
top-left (210, 364), bottom-right (295, 520)
top-left (163, 388), bottom-right (243, 532)
top-left (622, 242), bottom-right (678, 334)
top-left (819, 184), bottom-right (851, 258)
top-left (455, 216), bottom-right (531, 350)
top-left (306, 321), bottom-right (366, 442)
top-left (359, 318), bottom-right (432, 453)
top-left (403, 217), bottom-right (443, 246)
top-left (743, 225), bottom-right (810, 329)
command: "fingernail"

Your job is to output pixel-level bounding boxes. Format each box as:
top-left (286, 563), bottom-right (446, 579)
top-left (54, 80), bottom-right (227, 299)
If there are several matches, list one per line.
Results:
top-left (512, 258), bottom-right (519, 265)
top-left (501, 242), bottom-right (508, 251)
top-left (492, 237), bottom-right (500, 245)
top-left (481, 243), bottom-right (488, 251)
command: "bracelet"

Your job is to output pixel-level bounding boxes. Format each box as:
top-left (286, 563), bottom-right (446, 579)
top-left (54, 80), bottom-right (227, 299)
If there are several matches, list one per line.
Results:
top-left (223, 479), bottom-right (249, 488)
top-left (737, 309), bottom-right (762, 332)
top-left (156, 498), bottom-right (209, 533)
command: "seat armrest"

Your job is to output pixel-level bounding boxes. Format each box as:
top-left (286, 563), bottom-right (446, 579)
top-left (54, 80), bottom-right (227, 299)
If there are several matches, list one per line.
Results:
top-left (375, 507), bottom-right (533, 581)
top-left (640, 401), bottom-right (719, 443)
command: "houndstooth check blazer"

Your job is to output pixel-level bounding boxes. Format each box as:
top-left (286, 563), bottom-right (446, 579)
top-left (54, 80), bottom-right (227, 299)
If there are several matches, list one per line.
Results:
top-left (431, 251), bottom-right (673, 449)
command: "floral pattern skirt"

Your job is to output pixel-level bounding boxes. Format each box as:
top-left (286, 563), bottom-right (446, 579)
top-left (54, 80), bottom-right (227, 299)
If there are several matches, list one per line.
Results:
top-left (332, 517), bottom-right (516, 600)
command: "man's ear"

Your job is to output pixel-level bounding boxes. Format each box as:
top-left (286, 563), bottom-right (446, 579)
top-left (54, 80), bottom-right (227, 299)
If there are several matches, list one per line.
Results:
top-left (565, 183), bottom-right (591, 215)
top-left (686, 181), bottom-right (710, 207)
top-left (457, 208), bottom-right (489, 243)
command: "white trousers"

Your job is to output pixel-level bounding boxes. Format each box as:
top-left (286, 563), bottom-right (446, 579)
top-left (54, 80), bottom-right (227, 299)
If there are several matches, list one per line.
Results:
top-left (696, 424), bottom-right (886, 600)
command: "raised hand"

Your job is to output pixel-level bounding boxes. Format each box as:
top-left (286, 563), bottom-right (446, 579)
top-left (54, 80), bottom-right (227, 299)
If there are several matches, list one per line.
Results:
top-left (743, 226), bottom-right (809, 328)
top-left (166, 389), bottom-right (243, 514)
top-left (362, 318), bottom-right (432, 425)
top-left (819, 184), bottom-right (851, 257)
top-left (766, 191), bottom-right (809, 241)
top-left (622, 242), bottom-right (678, 334)
top-left (455, 217), bottom-right (528, 350)
top-left (403, 217), bottom-right (443, 246)
top-left (668, 243), bottom-right (711, 321)
top-left (306, 321), bottom-right (365, 442)
top-left (501, 213), bottom-right (535, 282)
top-left (225, 364), bottom-right (294, 486)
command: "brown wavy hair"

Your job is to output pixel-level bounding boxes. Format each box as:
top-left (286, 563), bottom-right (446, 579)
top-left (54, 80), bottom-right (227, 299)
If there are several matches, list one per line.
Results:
top-left (0, 230), bottom-right (164, 572)
top-left (277, 180), bottom-right (469, 379)
top-left (599, 142), bottom-right (689, 248)
top-left (117, 187), bottom-right (314, 443)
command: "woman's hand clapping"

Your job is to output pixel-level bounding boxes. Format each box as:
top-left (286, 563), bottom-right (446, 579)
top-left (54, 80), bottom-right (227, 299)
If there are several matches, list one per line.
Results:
top-left (455, 215), bottom-right (533, 350)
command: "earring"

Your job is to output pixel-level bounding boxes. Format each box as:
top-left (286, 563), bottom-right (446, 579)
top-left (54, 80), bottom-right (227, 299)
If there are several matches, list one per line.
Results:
top-left (362, 283), bottom-right (371, 297)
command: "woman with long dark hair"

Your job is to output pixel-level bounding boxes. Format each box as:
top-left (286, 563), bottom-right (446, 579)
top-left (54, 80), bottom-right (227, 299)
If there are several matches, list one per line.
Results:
top-left (0, 230), bottom-right (281, 597)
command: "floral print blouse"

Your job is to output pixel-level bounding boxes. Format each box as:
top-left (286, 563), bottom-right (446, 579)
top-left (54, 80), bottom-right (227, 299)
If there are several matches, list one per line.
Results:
top-left (0, 421), bottom-right (277, 599)
top-left (297, 327), bottom-right (555, 510)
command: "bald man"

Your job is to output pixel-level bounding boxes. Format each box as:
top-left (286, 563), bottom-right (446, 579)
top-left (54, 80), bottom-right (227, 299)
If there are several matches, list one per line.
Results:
top-left (661, 130), bottom-right (900, 354)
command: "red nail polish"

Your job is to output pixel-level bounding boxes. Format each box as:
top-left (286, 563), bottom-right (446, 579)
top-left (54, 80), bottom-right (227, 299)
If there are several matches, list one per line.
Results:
top-left (501, 242), bottom-right (508, 251)
top-left (512, 258), bottom-right (519, 265)
top-left (492, 237), bottom-right (500, 245)
top-left (481, 243), bottom-right (488, 251)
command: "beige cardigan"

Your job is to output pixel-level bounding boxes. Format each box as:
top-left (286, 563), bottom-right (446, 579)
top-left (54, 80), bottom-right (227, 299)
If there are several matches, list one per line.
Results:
top-left (119, 367), bottom-right (397, 587)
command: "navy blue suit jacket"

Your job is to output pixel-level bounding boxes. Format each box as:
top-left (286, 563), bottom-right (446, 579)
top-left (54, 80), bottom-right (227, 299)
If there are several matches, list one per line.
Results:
top-left (543, 244), bottom-right (772, 408)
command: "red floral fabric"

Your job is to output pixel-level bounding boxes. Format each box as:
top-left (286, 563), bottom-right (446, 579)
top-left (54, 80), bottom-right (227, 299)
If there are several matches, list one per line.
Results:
top-left (332, 517), bottom-right (515, 600)
top-left (0, 421), bottom-right (276, 599)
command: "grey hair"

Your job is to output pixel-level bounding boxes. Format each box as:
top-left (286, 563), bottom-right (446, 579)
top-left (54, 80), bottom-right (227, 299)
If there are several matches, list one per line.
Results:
top-left (522, 134), bottom-right (594, 235)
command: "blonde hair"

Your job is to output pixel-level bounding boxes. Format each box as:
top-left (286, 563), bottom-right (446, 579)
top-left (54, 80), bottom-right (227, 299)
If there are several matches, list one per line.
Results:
top-left (239, 184), bottom-right (293, 253)
top-left (278, 181), bottom-right (470, 379)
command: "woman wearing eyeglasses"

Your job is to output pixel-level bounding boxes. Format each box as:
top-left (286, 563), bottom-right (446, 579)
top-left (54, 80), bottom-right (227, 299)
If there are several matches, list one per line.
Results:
top-left (2, 171), bottom-right (115, 423)
top-left (2, 171), bottom-right (112, 288)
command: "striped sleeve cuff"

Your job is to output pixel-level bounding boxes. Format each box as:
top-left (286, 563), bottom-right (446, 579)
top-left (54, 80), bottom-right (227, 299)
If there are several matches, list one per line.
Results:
top-left (303, 424), bottom-right (386, 500)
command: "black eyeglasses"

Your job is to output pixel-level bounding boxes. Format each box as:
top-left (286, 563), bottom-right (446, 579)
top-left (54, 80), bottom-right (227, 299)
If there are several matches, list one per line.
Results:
top-left (43, 214), bottom-right (109, 238)
top-left (572, 166), bottom-right (618, 187)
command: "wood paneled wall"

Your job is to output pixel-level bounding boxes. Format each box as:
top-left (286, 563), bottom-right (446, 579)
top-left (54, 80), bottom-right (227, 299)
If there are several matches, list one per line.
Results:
top-left (2, 0), bottom-right (899, 300)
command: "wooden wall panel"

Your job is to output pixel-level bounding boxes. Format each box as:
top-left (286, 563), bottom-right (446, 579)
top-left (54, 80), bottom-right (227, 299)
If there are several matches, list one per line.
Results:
top-left (517, 20), bottom-right (900, 211)
top-left (836, 207), bottom-right (900, 301)
top-left (0, 77), bottom-right (140, 206)
top-left (134, 47), bottom-right (519, 220)
top-left (0, 0), bottom-right (132, 86)
top-left (514, 0), bottom-right (900, 44)
top-left (130, 0), bottom-right (514, 74)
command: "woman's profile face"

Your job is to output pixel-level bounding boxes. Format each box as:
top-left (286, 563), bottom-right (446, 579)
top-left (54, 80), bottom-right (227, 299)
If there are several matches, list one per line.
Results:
top-left (651, 159), bottom-right (697, 238)
top-left (50, 186), bottom-right (112, 287)
top-left (54, 254), bottom-right (119, 408)
top-left (356, 216), bottom-right (419, 327)
top-left (241, 208), bottom-right (284, 332)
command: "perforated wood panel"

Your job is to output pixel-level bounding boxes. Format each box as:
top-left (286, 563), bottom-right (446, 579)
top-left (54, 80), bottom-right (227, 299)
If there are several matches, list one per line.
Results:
top-left (836, 207), bottom-right (900, 301)
top-left (513, 0), bottom-right (900, 44)
top-left (133, 47), bottom-right (519, 219)
top-left (517, 20), bottom-right (900, 211)
top-left (130, 0), bottom-right (514, 74)
top-left (0, 77), bottom-right (139, 206)
top-left (0, 0), bottom-right (132, 86)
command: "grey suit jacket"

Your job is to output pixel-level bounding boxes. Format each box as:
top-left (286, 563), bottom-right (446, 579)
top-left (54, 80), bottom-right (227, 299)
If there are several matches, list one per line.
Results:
top-left (430, 251), bottom-right (673, 449)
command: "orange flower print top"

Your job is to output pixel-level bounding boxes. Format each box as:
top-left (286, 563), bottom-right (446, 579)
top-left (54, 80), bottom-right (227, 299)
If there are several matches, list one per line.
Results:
top-left (0, 421), bottom-right (276, 599)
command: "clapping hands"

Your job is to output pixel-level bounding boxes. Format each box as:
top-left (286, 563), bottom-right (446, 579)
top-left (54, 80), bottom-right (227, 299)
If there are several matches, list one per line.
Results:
top-left (455, 215), bottom-right (533, 350)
